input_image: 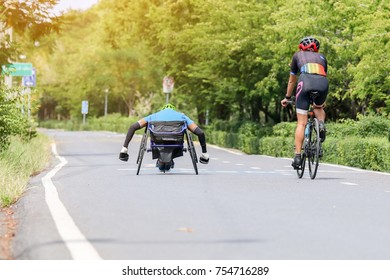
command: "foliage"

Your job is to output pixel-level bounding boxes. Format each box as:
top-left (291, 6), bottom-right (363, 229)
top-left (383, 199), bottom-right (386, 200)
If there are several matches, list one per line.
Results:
top-left (10, 0), bottom-right (388, 126)
top-left (206, 116), bottom-right (390, 172)
top-left (2, 0), bottom-right (388, 172)
top-left (323, 137), bottom-right (390, 172)
top-left (0, 85), bottom-right (35, 151)
top-left (327, 116), bottom-right (390, 139)
top-left (0, 0), bottom-right (59, 66)
top-left (39, 113), bottom-right (139, 133)
top-left (0, 134), bottom-right (51, 207)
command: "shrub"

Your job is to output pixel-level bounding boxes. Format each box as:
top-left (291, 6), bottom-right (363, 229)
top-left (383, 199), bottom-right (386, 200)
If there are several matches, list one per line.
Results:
top-left (272, 122), bottom-right (296, 138)
top-left (0, 86), bottom-right (35, 151)
top-left (259, 136), bottom-right (294, 157)
top-left (323, 136), bottom-right (390, 172)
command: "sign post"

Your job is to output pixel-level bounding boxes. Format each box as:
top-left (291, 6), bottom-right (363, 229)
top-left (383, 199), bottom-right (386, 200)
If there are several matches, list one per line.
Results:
top-left (81, 100), bottom-right (89, 125)
top-left (22, 68), bottom-right (36, 120)
top-left (162, 76), bottom-right (174, 103)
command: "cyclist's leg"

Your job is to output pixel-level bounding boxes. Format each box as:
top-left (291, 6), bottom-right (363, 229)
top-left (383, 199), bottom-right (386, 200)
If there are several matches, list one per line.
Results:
top-left (312, 76), bottom-right (329, 141)
top-left (295, 113), bottom-right (307, 153)
top-left (293, 77), bottom-right (310, 168)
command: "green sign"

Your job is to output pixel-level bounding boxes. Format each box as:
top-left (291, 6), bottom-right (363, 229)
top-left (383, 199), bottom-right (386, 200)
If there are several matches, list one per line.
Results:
top-left (1, 63), bottom-right (33, 76)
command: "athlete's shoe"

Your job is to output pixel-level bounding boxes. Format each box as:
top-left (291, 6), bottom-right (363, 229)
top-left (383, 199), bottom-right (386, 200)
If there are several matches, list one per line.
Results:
top-left (291, 154), bottom-right (301, 169)
top-left (119, 147), bottom-right (129, 161)
top-left (199, 153), bottom-right (209, 164)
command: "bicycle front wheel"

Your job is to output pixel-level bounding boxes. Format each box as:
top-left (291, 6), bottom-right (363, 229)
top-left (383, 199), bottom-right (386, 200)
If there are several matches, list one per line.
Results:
top-left (308, 118), bottom-right (320, 179)
top-left (296, 153), bottom-right (306, 178)
top-left (136, 131), bottom-right (148, 175)
top-left (186, 130), bottom-right (198, 175)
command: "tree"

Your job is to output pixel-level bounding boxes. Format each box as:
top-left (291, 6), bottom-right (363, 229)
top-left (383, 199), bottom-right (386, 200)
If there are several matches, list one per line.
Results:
top-left (0, 0), bottom-right (59, 66)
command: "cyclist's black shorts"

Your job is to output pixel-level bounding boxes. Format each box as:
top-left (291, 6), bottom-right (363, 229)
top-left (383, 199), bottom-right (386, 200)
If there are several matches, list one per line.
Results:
top-left (295, 73), bottom-right (329, 114)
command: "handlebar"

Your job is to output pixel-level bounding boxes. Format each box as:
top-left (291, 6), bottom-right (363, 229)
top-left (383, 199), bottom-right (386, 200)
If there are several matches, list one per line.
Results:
top-left (285, 96), bottom-right (296, 106)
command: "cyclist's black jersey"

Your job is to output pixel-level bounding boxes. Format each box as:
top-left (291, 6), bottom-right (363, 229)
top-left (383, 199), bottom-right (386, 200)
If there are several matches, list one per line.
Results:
top-left (290, 51), bottom-right (329, 112)
top-left (290, 51), bottom-right (328, 77)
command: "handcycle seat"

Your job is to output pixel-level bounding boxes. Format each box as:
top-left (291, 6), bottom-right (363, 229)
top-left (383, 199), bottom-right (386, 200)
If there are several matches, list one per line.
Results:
top-left (148, 121), bottom-right (187, 162)
top-left (148, 121), bottom-right (186, 145)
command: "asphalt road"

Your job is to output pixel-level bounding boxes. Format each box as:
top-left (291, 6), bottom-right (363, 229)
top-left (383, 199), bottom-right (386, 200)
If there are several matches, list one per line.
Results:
top-left (11, 129), bottom-right (390, 260)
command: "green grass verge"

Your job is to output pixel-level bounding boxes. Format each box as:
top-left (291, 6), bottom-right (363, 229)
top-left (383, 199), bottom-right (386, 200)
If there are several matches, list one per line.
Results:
top-left (0, 133), bottom-right (51, 207)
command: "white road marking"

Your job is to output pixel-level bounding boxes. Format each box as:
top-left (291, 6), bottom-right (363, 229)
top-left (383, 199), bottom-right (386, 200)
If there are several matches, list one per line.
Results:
top-left (222, 161), bottom-right (231, 163)
top-left (208, 144), bottom-right (244, 155)
top-left (341, 182), bottom-right (359, 186)
top-left (250, 167), bottom-right (261, 170)
top-left (244, 171), bottom-right (276, 174)
top-left (42, 143), bottom-right (102, 260)
top-left (236, 163), bottom-right (244, 166)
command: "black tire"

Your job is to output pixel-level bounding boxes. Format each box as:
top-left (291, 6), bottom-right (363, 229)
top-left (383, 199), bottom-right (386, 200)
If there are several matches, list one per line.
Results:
top-left (136, 130), bottom-right (148, 175)
top-left (308, 118), bottom-right (320, 179)
top-left (296, 153), bottom-right (306, 178)
top-left (186, 130), bottom-right (198, 175)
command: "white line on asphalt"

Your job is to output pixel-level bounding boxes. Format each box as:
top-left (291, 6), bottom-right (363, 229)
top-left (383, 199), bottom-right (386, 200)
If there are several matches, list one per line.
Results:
top-left (42, 143), bottom-right (102, 260)
top-left (341, 182), bottom-right (359, 186)
top-left (222, 161), bottom-right (231, 163)
top-left (208, 144), bottom-right (244, 155)
top-left (250, 167), bottom-right (261, 170)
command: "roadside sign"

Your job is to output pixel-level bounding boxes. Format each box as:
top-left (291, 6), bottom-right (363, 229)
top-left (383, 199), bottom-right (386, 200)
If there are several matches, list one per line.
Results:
top-left (22, 68), bottom-right (36, 87)
top-left (1, 63), bottom-right (33, 76)
top-left (81, 100), bottom-right (89, 114)
top-left (163, 76), bottom-right (174, 93)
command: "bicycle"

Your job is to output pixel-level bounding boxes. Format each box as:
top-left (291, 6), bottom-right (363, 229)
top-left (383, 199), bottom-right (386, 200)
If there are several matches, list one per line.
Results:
top-left (287, 91), bottom-right (323, 179)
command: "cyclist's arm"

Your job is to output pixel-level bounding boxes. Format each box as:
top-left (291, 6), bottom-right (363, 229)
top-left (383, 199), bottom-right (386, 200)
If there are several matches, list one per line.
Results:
top-left (282, 74), bottom-right (298, 107)
top-left (286, 74), bottom-right (297, 98)
top-left (123, 118), bottom-right (147, 148)
top-left (188, 123), bottom-right (207, 153)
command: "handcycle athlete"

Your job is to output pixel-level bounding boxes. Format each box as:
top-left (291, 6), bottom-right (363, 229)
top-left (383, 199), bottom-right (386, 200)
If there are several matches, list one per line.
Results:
top-left (281, 36), bottom-right (329, 169)
top-left (119, 103), bottom-right (209, 172)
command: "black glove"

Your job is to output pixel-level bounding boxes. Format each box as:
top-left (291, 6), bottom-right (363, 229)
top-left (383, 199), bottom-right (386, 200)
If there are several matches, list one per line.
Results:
top-left (119, 152), bottom-right (129, 162)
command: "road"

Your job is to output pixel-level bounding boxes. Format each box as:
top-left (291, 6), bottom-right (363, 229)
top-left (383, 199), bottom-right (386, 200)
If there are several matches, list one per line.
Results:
top-left (11, 129), bottom-right (390, 260)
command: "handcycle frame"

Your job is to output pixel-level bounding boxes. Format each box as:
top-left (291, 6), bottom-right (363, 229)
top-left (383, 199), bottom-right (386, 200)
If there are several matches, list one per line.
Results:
top-left (135, 121), bottom-right (198, 175)
top-left (288, 91), bottom-right (322, 179)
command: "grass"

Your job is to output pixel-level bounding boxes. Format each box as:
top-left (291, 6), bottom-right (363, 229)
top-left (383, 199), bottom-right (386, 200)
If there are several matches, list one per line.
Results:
top-left (0, 133), bottom-right (51, 207)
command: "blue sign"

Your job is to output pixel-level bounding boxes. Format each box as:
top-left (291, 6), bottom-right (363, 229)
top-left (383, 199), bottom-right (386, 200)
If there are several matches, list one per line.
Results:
top-left (22, 68), bottom-right (36, 87)
top-left (81, 101), bottom-right (89, 114)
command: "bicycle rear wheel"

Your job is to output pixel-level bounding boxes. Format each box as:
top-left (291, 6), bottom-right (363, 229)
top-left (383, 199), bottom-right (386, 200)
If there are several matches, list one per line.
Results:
top-left (308, 118), bottom-right (320, 179)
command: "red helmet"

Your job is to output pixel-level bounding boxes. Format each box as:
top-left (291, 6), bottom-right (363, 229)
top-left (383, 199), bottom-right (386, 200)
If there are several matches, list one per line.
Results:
top-left (298, 36), bottom-right (320, 52)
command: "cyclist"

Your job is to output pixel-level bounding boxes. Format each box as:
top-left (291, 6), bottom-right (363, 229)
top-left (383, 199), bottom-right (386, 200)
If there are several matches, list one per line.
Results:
top-left (281, 36), bottom-right (328, 169)
top-left (119, 103), bottom-right (209, 171)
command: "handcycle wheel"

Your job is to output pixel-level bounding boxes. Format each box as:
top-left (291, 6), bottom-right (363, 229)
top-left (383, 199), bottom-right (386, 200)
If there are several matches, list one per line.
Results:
top-left (308, 118), bottom-right (320, 179)
top-left (136, 129), bottom-right (148, 175)
top-left (186, 130), bottom-right (198, 175)
top-left (296, 153), bottom-right (306, 178)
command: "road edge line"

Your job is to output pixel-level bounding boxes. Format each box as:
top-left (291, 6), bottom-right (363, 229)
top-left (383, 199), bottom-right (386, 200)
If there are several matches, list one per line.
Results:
top-left (42, 143), bottom-right (102, 260)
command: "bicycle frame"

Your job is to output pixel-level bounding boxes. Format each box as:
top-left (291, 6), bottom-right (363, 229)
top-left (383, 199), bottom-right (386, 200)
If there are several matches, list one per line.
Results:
top-left (289, 92), bottom-right (321, 179)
